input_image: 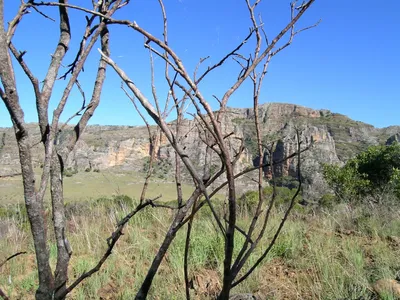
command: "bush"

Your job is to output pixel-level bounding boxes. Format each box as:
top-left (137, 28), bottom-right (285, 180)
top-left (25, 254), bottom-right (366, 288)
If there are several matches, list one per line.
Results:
top-left (142, 157), bottom-right (172, 179)
top-left (237, 185), bottom-right (303, 214)
top-left (322, 162), bottom-right (369, 202)
top-left (63, 167), bottom-right (78, 177)
top-left (319, 193), bottom-right (337, 209)
top-left (273, 175), bottom-right (299, 190)
top-left (323, 142), bottom-right (400, 203)
top-left (95, 194), bottom-right (136, 211)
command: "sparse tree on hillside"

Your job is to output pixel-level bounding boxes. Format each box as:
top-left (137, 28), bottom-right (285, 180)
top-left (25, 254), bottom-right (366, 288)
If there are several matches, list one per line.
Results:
top-left (0, 1), bottom-right (318, 299)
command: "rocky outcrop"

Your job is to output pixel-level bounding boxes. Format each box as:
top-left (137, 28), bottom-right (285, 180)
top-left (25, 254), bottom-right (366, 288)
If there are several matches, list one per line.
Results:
top-left (0, 103), bottom-right (399, 200)
top-left (386, 133), bottom-right (400, 145)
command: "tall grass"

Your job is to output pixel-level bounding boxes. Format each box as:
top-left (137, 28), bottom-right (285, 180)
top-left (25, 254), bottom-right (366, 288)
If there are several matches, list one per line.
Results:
top-left (1, 196), bottom-right (400, 299)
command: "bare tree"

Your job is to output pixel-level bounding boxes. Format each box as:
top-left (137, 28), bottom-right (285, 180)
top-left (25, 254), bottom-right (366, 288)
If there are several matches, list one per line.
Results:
top-left (0, 0), bottom-right (318, 299)
top-left (1, 0), bottom-right (127, 299)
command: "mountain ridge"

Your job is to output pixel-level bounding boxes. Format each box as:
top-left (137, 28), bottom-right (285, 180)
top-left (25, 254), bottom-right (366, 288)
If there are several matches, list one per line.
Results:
top-left (1, 103), bottom-right (399, 200)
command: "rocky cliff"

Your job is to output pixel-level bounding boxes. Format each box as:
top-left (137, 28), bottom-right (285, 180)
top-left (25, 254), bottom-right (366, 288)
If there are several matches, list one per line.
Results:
top-left (1, 103), bottom-right (399, 200)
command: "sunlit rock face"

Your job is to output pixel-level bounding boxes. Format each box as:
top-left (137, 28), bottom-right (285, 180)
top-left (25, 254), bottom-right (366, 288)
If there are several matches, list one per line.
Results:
top-left (1, 103), bottom-right (399, 200)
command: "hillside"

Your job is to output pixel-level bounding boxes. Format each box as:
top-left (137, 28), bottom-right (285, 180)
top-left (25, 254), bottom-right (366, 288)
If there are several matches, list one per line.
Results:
top-left (1, 103), bottom-right (399, 201)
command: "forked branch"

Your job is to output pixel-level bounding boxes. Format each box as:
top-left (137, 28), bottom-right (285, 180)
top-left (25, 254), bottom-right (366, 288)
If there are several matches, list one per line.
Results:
top-left (232, 129), bottom-right (303, 287)
top-left (58, 196), bottom-right (162, 299)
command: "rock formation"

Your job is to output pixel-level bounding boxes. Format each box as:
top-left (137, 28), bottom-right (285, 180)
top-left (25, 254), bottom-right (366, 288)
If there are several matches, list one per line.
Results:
top-left (0, 103), bottom-right (399, 200)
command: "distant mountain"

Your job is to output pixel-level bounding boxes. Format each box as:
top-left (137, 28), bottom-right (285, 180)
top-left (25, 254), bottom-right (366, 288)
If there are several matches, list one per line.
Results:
top-left (1, 103), bottom-right (399, 200)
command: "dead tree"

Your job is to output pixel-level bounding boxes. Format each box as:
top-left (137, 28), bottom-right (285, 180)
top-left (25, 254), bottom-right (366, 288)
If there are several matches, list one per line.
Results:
top-left (0, 1), bottom-right (127, 299)
top-left (0, 0), bottom-right (318, 299)
top-left (97, 1), bottom-right (318, 299)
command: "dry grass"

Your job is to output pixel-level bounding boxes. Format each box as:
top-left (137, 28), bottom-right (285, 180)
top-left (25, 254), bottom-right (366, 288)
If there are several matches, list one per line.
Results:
top-left (1, 197), bottom-right (400, 299)
top-left (0, 169), bottom-right (194, 204)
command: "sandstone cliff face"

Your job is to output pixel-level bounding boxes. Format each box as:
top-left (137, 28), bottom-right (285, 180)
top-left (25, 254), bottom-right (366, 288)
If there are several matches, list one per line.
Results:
top-left (226, 104), bottom-right (343, 199)
top-left (1, 103), bottom-right (399, 200)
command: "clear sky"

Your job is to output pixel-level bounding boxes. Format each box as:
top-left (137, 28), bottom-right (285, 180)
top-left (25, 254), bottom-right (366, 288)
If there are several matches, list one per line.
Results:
top-left (1, 0), bottom-right (399, 128)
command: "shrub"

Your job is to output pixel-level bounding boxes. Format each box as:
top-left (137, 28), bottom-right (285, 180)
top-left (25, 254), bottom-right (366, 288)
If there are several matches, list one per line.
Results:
top-left (322, 162), bottom-right (369, 202)
top-left (323, 142), bottom-right (400, 203)
top-left (319, 193), bottom-right (337, 209)
top-left (95, 194), bottom-right (136, 211)
top-left (63, 167), bottom-right (78, 177)
top-left (237, 185), bottom-right (303, 214)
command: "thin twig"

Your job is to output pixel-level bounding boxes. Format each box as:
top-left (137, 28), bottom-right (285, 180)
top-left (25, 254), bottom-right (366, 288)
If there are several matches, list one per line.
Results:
top-left (121, 83), bottom-right (158, 204)
top-left (6, 2), bottom-right (29, 45)
top-left (232, 130), bottom-right (303, 287)
top-left (59, 196), bottom-right (161, 298)
top-left (223, 217), bottom-right (254, 244)
top-left (181, 146), bottom-right (310, 227)
top-left (0, 287), bottom-right (9, 300)
top-left (31, 5), bottom-right (56, 21)
top-left (0, 251), bottom-right (27, 269)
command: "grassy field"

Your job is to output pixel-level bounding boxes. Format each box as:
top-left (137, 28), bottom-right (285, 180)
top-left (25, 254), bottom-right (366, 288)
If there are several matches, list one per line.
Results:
top-left (1, 190), bottom-right (400, 299)
top-left (0, 169), bottom-right (194, 205)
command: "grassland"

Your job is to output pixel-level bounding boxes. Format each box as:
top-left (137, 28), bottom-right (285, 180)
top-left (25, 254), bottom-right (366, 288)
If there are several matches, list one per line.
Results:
top-left (0, 169), bottom-right (194, 205)
top-left (1, 185), bottom-right (400, 299)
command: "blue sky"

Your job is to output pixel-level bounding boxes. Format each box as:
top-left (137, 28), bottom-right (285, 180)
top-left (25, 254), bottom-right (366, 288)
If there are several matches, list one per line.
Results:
top-left (1, 0), bottom-right (399, 128)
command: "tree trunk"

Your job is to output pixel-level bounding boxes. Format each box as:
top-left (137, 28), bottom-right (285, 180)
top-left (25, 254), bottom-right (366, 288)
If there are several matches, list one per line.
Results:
top-left (51, 153), bottom-right (70, 299)
top-left (18, 129), bottom-right (54, 300)
top-left (0, 9), bottom-right (54, 298)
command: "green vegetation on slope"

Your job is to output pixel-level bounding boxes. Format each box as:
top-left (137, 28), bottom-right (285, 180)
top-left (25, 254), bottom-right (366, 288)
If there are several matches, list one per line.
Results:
top-left (306, 113), bottom-right (374, 160)
top-left (323, 142), bottom-right (400, 203)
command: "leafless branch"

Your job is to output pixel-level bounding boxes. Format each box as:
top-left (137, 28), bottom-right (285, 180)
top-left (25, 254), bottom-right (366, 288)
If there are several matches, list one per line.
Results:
top-left (246, 0), bottom-right (262, 59)
top-left (212, 95), bottom-right (222, 106)
top-left (0, 251), bottom-right (27, 269)
top-left (59, 196), bottom-right (161, 298)
top-left (271, 3), bottom-right (321, 57)
top-left (6, 2), bottom-right (29, 44)
top-left (195, 28), bottom-right (255, 85)
top-left (121, 83), bottom-right (159, 203)
top-left (2, 1), bottom-right (318, 298)
top-left (230, 58), bottom-right (269, 273)
top-left (258, 14), bottom-right (269, 46)
top-left (0, 287), bottom-right (9, 300)
top-left (58, 80), bottom-right (88, 132)
top-left (74, 79), bottom-right (87, 108)
top-left (184, 201), bottom-right (198, 300)
top-left (156, 0), bottom-right (188, 211)
top-left (181, 145), bottom-right (310, 227)
top-left (144, 43), bottom-right (180, 74)
top-left (223, 217), bottom-right (254, 244)
top-left (148, 47), bottom-right (162, 116)
top-left (220, 0), bottom-right (316, 109)
top-left (232, 130), bottom-right (303, 287)
top-left (58, 15), bottom-right (98, 80)
top-left (31, 5), bottom-right (56, 21)
top-left (30, 1), bottom-right (106, 18)
top-left (8, 42), bottom-right (41, 103)
top-left (193, 56), bottom-right (210, 82)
